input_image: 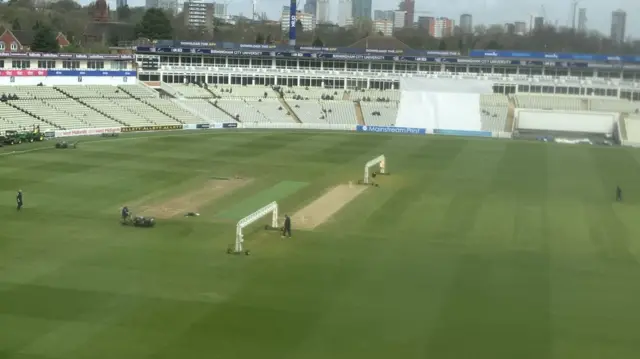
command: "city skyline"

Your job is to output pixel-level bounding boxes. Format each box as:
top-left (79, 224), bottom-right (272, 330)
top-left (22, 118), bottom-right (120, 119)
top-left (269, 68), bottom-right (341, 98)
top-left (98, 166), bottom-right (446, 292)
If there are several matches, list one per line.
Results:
top-left (104, 0), bottom-right (638, 38)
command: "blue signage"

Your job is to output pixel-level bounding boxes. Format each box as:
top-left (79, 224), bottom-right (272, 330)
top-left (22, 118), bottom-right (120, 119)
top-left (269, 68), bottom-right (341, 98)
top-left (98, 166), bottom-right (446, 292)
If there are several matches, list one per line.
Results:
top-left (289, 0), bottom-right (296, 44)
top-left (469, 50), bottom-right (640, 63)
top-left (46, 70), bottom-right (137, 77)
top-left (356, 125), bottom-right (425, 135)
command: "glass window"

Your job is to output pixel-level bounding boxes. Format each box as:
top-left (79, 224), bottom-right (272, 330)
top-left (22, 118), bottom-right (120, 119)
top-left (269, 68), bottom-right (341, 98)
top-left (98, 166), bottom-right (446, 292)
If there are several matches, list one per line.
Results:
top-left (10, 42), bottom-right (18, 51)
top-left (63, 60), bottom-right (80, 69)
top-left (87, 60), bottom-right (104, 69)
top-left (0, 42), bottom-right (4, 51)
top-left (11, 60), bottom-right (30, 69)
top-left (37, 60), bottom-right (56, 69)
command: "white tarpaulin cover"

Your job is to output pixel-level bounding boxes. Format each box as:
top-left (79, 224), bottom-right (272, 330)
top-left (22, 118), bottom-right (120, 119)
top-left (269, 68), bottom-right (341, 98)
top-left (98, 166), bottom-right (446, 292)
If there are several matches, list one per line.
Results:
top-left (395, 78), bottom-right (494, 131)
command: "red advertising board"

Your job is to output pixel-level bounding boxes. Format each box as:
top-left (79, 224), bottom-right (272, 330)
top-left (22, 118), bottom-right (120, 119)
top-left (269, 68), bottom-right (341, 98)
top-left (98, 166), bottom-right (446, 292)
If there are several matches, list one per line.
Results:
top-left (0, 70), bottom-right (48, 77)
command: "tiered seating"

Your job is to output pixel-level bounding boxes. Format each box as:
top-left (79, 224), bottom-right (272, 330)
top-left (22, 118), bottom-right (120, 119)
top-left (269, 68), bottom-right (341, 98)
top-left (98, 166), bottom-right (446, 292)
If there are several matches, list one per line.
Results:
top-left (119, 84), bottom-right (158, 98)
top-left (480, 107), bottom-right (508, 132)
top-left (212, 86), bottom-right (273, 99)
top-left (480, 94), bottom-right (510, 107)
top-left (282, 87), bottom-right (340, 100)
top-left (514, 95), bottom-right (582, 111)
top-left (360, 102), bottom-right (398, 126)
top-left (176, 99), bottom-right (232, 123)
top-left (171, 84), bottom-right (213, 98)
top-left (143, 98), bottom-right (201, 124)
top-left (0, 102), bottom-right (48, 132)
top-left (42, 99), bottom-right (121, 128)
top-left (116, 99), bottom-right (178, 125)
top-left (590, 99), bottom-right (640, 113)
top-left (321, 101), bottom-right (358, 124)
top-left (351, 89), bottom-right (400, 102)
top-left (624, 117), bottom-right (640, 144)
top-left (216, 99), bottom-right (267, 123)
top-left (82, 98), bottom-right (153, 127)
top-left (11, 99), bottom-right (87, 129)
top-left (288, 101), bottom-right (326, 123)
top-left (56, 85), bottom-right (130, 99)
top-left (248, 100), bottom-right (296, 123)
top-left (0, 86), bottom-right (38, 99)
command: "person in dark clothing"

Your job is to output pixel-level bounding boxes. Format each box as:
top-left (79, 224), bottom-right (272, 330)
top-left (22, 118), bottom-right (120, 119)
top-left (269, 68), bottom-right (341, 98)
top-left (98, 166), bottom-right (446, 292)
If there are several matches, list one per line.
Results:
top-left (616, 186), bottom-right (623, 202)
top-left (282, 215), bottom-right (292, 238)
top-left (121, 206), bottom-right (130, 221)
top-left (16, 190), bottom-right (23, 211)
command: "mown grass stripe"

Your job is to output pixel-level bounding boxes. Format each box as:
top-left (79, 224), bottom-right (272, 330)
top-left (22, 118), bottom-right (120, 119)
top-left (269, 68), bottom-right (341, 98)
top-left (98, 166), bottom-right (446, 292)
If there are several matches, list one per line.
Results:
top-left (215, 181), bottom-right (308, 220)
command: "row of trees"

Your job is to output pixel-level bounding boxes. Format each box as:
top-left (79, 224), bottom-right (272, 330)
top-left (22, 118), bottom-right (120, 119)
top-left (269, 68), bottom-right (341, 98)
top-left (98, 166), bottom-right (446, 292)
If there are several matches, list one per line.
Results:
top-left (1, 0), bottom-right (639, 54)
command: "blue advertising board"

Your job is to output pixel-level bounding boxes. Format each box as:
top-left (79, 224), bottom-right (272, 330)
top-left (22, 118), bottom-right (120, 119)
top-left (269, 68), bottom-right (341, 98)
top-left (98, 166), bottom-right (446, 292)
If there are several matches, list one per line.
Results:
top-left (469, 50), bottom-right (640, 63)
top-left (289, 0), bottom-right (296, 43)
top-left (356, 125), bottom-right (425, 135)
top-left (433, 129), bottom-right (493, 137)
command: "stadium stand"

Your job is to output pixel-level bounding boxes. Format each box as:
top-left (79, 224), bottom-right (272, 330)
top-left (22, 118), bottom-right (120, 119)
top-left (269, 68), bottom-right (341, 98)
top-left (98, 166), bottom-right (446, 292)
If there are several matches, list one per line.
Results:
top-left (513, 95), bottom-right (583, 111)
top-left (360, 102), bottom-right (398, 126)
top-left (2, 82), bottom-right (639, 135)
top-left (0, 102), bottom-right (48, 131)
top-left (174, 99), bottom-right (233, 123)
top-left (624, 117), bottom-right (640, 144)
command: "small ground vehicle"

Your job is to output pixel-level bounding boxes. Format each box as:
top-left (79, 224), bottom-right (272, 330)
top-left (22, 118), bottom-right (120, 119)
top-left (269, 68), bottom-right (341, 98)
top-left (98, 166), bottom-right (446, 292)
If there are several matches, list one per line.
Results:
top-left (122, 215), bottom-right (156, 228)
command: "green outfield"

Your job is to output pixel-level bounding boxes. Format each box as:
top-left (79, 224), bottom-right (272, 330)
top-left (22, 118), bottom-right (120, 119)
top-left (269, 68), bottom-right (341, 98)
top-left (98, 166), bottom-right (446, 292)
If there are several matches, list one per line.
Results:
top-left (2, 130), bottom-right (640, 359)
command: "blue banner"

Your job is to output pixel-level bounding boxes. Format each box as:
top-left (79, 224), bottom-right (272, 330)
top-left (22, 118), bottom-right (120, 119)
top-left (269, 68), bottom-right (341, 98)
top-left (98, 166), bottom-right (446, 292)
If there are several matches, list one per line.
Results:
top-left (469, 50), bottom-right (640, 63)
top-left (356, 125), bottom-right (425, 135)
top-left (433, 129), bottom-right (493, 137)
top-left (46, 70), bottom-right (137, 77)
top-left (289, 0), bottom-right (296, 43)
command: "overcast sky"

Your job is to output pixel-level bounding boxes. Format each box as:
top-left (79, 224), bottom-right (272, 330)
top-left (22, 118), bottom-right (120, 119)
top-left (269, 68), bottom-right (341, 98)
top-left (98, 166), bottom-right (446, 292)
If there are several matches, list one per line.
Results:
top-left (112, 0), bottom-right (638, 39)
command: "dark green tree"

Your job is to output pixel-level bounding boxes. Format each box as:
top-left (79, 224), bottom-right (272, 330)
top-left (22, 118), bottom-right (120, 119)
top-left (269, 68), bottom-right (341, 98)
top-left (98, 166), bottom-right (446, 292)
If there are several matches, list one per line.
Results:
top-left (438, 39), bottom-right (446, 50)
top-left (265, 33), bottom-right (272, 44)
top-left (11, 18), bottom-right (21, 30)
top-left (312, 36), bottom-right (323, 47)
top-left (31, 22), bottom-right (59, 53)
top-left (295, 19), bottom-right (303, 34)
top-left (134, 8), bottom-right (173, 40)
top-left (486, 39), bottom-right (502, 50)
top-left (377, 31), bottom-right (384, 36)
top-left (255, 33), bottom-right (264, 44)
top-left (117, 5), bottom-right (132, 21)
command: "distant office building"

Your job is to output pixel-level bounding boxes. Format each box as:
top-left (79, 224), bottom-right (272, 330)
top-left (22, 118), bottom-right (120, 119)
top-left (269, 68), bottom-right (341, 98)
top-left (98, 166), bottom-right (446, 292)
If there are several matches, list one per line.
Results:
top-left (116, 0), bottom-right (127, 8)
top-left (610, 9), bottom-right (626, 44)
top-left (533, 16), bottom-right (544, 31)
top-left (316, 0), bottom-right (330, 23)
top-left (459, 14), bottom-right (472, 34)
top-left (337, 0), bottom-right (352, 26)
top-left (183, 1), bottom-right (214, 30)
top-left (352, 0), bottom-right (372, 20)
top-left (146, 0), bottom-right (179, 13)
top-left (374, 10), bottom-right (394, 21)
top-left (417, 16), bottom-right (433, 31)
top-left (373, 20), bottom-right (393, 36)
top-left (213, 3), bottom-right (227, 19)
top-left (429, 17), bottom-right (454, 38)
top-left (504, 23), bottom-right (515, 35)
top-left (514, 21), bottom-right (526, 35)
top-left (303, 0), bottom-right (316, 17)
top-left (401, 0), bottom-right (414, 28)
top-left (281, 6), bottom-right (315, 32)
top-left (393, 11), bottom-right (406, 29)
top-left (577, 8), bottom-right (587, 32)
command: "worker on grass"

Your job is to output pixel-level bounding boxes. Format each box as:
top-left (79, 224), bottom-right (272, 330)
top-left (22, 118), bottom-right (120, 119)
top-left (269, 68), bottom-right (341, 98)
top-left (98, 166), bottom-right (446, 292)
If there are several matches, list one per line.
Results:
top-left (282, 214), bottom-right (292, 238)
top-left (16, 190), bottom-right (23, 211)
top-left (616, 185), bottom-right (623, 202)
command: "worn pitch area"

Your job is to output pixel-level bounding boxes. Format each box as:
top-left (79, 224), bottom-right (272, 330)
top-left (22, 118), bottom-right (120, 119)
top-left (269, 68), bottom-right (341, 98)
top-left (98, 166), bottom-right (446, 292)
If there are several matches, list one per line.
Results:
top-left (136, 178), bottom-right (252, 219)
top-left (293, 184), bottom-right (368, 230)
